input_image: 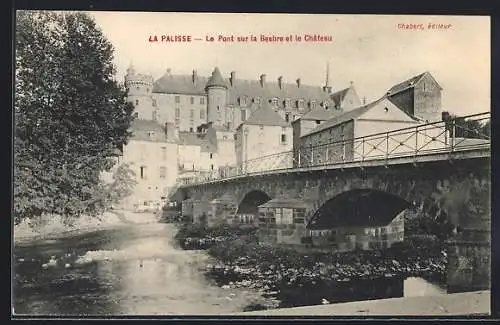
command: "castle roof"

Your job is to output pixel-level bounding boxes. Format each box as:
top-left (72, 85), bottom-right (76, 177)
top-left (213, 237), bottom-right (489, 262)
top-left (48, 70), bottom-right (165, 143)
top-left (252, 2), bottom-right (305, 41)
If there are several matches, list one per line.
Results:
top-left (152, 68), bottom-right (334, 107)
top-left (387, 71), bottom-right (442, 96)
top-left (240, 103), bottom-right (290, 128)
top-left (205, 67), bottom-right (228, 89)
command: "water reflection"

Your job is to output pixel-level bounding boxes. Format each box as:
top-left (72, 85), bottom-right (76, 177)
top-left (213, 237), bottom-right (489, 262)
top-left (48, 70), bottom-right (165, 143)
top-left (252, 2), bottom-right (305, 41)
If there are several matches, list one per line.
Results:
top-left (13, 223), bottom-right (448, 316)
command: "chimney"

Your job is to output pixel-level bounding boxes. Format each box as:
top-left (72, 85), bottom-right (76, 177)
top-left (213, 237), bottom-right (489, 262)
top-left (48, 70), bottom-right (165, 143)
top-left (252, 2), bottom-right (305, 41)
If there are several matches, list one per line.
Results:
top-left (363, 97), bottom-right (366, 105)
top-left (296, 78), bottom-right (301, 88)
top-left (192, 70), bottom-right (197, 84)
top-left (230, 71), bottom-right (236, 86)
top-left (166, 68), bottom-right (172, 75)
top-left (260, 74), bottom-right (266, 87)
top-left (278, 76), bottom-right (283, 90)
top-left (323, 85), bottom-right (332, 93)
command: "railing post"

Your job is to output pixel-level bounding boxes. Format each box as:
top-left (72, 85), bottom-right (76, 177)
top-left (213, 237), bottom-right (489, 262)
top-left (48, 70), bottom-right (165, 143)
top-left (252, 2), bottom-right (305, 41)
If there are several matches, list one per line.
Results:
top-left (451, 119), bottom-right (456, 152)
top-left (361, 138), bottom-right (365, 161)
top-left (385, 132), bottom-right (389, 160)
top-left (342, 139), bottom-right (346, 162)
top-left (415, 125), bottom-right (419, 157)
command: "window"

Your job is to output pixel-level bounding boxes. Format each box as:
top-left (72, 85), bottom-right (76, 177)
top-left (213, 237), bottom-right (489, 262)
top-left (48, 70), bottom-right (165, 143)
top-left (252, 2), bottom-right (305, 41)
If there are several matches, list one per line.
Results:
top-left (271, 98), bottom-right (279, 106)
top-left (259, 125), bottom-right (264, 130)
top-left (281, 134), bottom-right (287, 144)
top-left (200, 109), bottom-right (205, 119)
top-left (190, 109), bottom-right (194, 119)
top-left (316, 120), bottom-right (321, 125)
top-left (159, 166), bottom-right (166, 178)
top-left (340, 124), bottom-right (345, 132)
top-left (254, 97), bottom-right (261, 104)
top-left (133, 112), bottom-right (138, 118)
top-left (297, 99), bottom-right (305, 109)
top-left (209, 153), bottom-right (213, 159)
top-left (189, 127), bottom-right (193, 133)
top-left (199, 97), bottom-right (205, 104)
top-left (284, 99), bottom-right (290, 107)
top-left (147, 131), bottom-right (155, 138)
top-left (152, 98), bottom-right (157, 107)
top-left (140, 166), bottom-right (147, 179)
top-left (152, 111), bottom-right (158, 121)
top-left (239, 97), bottom-right (247, 106)
top-left (135, 99), bottom-right (139, 106)
top-left (175, 107), bottom-right (180, 119)
top-left (285, 113), bottom-right (290, 122)
top-left (241, 109), bottom-right (247, 121)
top-left (217, 105), bottom-right (220, 112)
top-left (161, 146), bottom-right (167, 160)
top-left (190, 97), bottom-right (194, 104)
top-left (210, 164), bottom-right (214, 170)
top-left (310, 101), bottom-right (316, 109)
top-left (175, 96), bottom-right (180, 103)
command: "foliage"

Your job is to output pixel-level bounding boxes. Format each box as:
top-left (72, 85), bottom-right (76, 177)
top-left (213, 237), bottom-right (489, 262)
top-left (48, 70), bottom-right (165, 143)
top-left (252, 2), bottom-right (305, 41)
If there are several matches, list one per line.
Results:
top-left (442, 111), bottom-right (490, 139)
top-left (106, 163), bottom-right (137, 204)
top-left (14, 11), bottom-right (135, 224)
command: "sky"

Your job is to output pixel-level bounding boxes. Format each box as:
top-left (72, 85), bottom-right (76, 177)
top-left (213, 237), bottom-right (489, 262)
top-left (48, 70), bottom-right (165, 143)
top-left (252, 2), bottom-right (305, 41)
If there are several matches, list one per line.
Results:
top-left (88, 12), bottom-right (490, 116)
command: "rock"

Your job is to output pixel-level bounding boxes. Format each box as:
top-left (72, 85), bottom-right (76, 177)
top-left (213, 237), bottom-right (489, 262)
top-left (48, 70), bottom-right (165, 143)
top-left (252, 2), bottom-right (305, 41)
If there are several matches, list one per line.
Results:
top-left (65, 263), bottom-right (71, 268)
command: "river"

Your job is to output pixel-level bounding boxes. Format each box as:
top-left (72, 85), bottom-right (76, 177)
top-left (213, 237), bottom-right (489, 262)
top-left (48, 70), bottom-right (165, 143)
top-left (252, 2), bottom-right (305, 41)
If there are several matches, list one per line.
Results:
top-left (13, 222), bottom-right (447, 316)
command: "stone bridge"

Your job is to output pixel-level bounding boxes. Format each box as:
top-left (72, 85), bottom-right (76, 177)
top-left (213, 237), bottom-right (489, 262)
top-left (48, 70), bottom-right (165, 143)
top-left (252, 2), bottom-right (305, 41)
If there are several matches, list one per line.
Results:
top-left (170, 148), bottom-right (491, 293)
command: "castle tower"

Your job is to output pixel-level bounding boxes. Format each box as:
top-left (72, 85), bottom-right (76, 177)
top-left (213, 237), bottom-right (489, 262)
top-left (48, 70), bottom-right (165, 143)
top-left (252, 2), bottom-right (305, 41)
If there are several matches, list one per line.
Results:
top-left (124, 63), bottom-right (154, 120)
top-left (205, 67), bottom-right (228, 127)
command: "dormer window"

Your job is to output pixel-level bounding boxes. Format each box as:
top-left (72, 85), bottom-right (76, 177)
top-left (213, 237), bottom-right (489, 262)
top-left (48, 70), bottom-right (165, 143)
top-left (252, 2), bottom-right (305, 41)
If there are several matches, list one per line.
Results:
top-left (284, 99), bottom-right (291, 108)
top-left (239, 97), bottom-right (247, 106)
top-left (254, 97), bottom-right (261, 104)
top-left (271, 98), bottom-right (279, 106)
top-left (310, 101), bottom-right (317, 109)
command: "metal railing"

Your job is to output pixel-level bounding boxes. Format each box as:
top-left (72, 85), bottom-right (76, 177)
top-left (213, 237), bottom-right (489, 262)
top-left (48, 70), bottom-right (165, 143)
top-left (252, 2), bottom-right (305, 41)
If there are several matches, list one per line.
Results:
top-left (178, 112), bottom-right (490, 186)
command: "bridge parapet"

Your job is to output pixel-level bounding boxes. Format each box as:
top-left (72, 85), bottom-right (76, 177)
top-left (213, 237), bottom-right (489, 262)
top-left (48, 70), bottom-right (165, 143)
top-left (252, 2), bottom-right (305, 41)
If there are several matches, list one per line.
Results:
top-left (177, 112), bottom-right (489, 187)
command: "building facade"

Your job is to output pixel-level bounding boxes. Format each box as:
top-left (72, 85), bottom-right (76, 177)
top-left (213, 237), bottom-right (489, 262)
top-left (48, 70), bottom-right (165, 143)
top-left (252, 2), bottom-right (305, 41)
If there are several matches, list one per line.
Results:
top-left (386, 71), bottom-right (443, 122)
top-left (235, 104), bottom-right (293, 173)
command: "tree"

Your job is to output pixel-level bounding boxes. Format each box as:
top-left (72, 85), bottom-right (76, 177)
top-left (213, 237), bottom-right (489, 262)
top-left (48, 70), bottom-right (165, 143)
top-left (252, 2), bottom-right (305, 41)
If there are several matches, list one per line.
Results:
top-left (107, 163), bottom-right (137, 205)
top-left (14, 11), bottom-right (135, 224)
top-left (442, 111), bottom-right (490, 139)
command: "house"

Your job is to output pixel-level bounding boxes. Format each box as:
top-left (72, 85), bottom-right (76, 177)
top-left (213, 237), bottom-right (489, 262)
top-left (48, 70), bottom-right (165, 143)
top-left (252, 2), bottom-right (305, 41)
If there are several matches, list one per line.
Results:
top-left (119, 119), bottom-right (179, 209)
top-left (297, 96), bottom-right (446, 166)
top-left (235, 103), bottom-right (293, 173)
top-left (330, 81), bottom-right (362, 111)
top-left (386, 71), bottom-right (443, 122)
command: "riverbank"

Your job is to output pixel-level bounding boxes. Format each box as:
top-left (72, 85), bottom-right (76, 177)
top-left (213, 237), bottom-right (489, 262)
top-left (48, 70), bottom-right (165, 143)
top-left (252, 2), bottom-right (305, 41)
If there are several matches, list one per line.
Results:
top-left (14, 210), bottom-right (158, 245)
top-left (174, 224), bottom-right (447, 311)
top-left (233, 290), bottom-right (491, 316)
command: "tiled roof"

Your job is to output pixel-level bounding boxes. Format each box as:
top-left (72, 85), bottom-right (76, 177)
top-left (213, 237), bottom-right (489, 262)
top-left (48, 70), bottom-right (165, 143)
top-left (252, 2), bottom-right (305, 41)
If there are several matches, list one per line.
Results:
top-left (242, 103), bottom-right (290, 127)
top-left (177, 131), bottom-right (217, 153)
top-left (258, 197), bottom-right (308, 209)
top-left (306, 97), bottom-right (386, 136)
top-left (386, 71), bottom-right (441, 96)
top-left (153, 74), bottom-right (208, 95)
top-left (152, 67), bottom-right (333, 107)
top-left (330, 87), bottom-right (350, 106)
top-left (206, 67), bottom-right (228, 89)
top-left (300, 107), bottom-right (339, 121)
top-left (129, 119), bottom-right (169, 142)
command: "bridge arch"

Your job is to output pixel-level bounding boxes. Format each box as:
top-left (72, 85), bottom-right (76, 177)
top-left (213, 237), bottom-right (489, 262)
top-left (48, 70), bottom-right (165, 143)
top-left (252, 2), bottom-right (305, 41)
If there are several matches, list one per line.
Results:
top-left (308, 189), bottom-right (412, 229)
top-left (236, 190), bottom-right (272, 215)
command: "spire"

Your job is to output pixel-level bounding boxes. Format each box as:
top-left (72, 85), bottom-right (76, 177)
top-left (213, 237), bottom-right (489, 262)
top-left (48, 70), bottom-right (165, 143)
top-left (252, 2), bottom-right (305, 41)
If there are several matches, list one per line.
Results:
top-left (322, 61), bottom-right (332, 94)
top-left (126, 61), bottom-right (135, 75)
top-left (325, 61), bottom-right (330, 87)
